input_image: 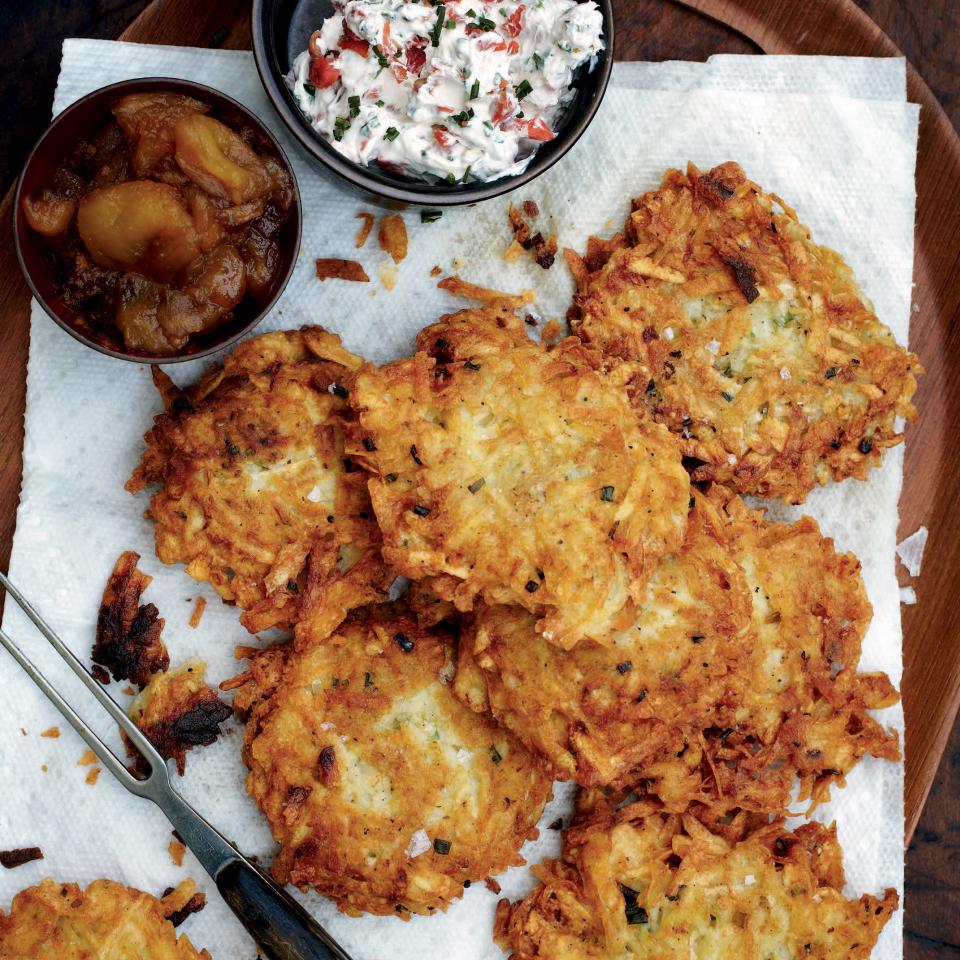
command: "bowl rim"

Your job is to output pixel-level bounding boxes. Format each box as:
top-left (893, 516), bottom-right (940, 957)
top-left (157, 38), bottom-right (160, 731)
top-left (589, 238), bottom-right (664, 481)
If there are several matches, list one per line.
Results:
top-left (250, 0), bottom-right (615, 206)
top-left (13, 75), bottom-right (304, 365)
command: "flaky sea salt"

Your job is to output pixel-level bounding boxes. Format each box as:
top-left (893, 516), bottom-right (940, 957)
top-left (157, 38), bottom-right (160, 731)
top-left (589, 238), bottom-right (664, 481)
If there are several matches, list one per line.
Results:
top-left (405, 829), bottom-right (431, 858)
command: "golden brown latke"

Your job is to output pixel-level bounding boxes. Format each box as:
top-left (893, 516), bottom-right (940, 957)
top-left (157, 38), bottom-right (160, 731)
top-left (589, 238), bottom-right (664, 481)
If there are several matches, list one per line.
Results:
top-left (128, 658), bottom-right (232, 776)
top-left (455, 487), bottom-right (899, 813)
top-left (227, 604), bottom-right (552, 918)
top-left (348, 305), bottom-right (690, 649)
top-left (495, 796), bottom-right (897, 960)
top-left (568, 161), bottom-right (920, 503)
top-left (0, 878), bottom-right (211, 960)
top-left (126, 327), bottom-right (390, 637)
top-left (94, 551), bottom-right (169, 688)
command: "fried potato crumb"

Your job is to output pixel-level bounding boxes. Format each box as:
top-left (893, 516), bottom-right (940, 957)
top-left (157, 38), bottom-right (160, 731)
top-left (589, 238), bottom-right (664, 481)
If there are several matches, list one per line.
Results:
top-left (315, 258), bottom-right (370, 282)
top-left (168, 837), bottom-right (186, 867)
top-left (354, 212), bottom-right (375, 248)
top-left (430, 265), bottom-right (442, 277)
top-left (188, 597), bottom-right (206, 629)
top-left (0, 877), bottom-right (210, 958)
top-left (378, 259), bottom-right (399, 291)
top-left (85, 768), bottom-right (101, 786)
top-left (128, 659), bottom-right (232, 776)
top-left (40, 727), bottom-right (60, 739)
top-left (77, 749), bottom-right (98, 767)
top-left (378, 214), bottom-right (408, 264)
top-left (438, 274), bottom-right (534, 310)
top-left (0, 848), bottom-right (43, 870)
top-left (94, 552), bottom-right (169, 688)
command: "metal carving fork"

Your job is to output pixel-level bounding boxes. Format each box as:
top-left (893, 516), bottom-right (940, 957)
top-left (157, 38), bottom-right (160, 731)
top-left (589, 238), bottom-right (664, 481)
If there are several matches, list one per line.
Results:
top-left (0, 570), bottom-right (353, 960)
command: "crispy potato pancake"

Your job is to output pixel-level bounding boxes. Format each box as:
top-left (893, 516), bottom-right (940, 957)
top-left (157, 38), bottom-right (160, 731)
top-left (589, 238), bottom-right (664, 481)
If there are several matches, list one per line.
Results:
top-left (495, 797), bottom-right (897, 960)
top-left (568, 161), bottom-right (920, 503)
top-left (0, 878), bottom-right (211, 960)
top-left (94, 550), bottom-right (169, 688)
top-left (455, 487), bottom-right (899, 812)
top-left (128, 658), bottom-right (232, 775)
top-left (228, 604), bottom-right (552, 918)
top-left (348, 306), bottom-right (689, 648)
top-left (127, 327), bottom-right (390, 636)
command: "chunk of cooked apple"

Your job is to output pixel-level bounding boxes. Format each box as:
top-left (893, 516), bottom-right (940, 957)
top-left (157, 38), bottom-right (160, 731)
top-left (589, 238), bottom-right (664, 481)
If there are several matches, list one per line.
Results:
top-left (173, 114), bottom-right (272, 205)
top-left (112, 92), bottom-right (210, 177)
top-left (77, 180), bottom-right (201, 281)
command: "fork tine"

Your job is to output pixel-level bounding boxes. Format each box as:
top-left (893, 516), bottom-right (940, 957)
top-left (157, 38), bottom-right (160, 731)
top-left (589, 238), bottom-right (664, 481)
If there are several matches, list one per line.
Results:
top-left (0, 626), bottom-right (148, 790)
top-left (0, 571), bottom-right (167, 778)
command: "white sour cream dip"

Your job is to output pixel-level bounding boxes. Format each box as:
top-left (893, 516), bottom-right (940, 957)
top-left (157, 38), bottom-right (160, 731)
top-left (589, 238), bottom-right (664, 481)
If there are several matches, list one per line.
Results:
top-left (289, 0), bottom-right (604, 183)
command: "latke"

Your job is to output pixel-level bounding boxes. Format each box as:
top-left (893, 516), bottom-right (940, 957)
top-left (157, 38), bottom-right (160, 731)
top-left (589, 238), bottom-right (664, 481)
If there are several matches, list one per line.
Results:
top-left (495, 797), bottom-right (897, 960)
top-left (455, 487), bottom-right (899, 812)
top-left (568, 161), bottom-right (920, 503)
top-left (0, 878), bottom-right (210, 960)
top-left (348, 305), bottom-right (689, 648)
top-left (127, 327), bottom-right (389, 636)
top-left (228, 604), bottom-right (552, 918)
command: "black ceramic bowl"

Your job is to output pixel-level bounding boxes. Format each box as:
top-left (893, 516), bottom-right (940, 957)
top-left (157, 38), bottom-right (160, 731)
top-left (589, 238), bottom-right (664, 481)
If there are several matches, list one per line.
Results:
top-left (252, 0), bottom-right (614, 206)
top-left (14, 77), bottom-right (302, 364)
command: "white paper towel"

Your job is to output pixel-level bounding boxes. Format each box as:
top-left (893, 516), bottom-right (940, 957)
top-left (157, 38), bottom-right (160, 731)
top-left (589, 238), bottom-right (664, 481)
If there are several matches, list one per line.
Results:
top-left (0, 40), bottom-right (918, 960)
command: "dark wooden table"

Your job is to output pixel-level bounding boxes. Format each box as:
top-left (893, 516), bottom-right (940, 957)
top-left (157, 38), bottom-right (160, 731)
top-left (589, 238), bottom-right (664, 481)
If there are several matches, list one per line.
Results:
top-left (1, 1), bottom-right (957, 957)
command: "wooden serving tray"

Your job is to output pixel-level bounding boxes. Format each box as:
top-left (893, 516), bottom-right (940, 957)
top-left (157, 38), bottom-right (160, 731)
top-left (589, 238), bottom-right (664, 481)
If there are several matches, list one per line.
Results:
top-left (0, 0), bottom-right (956, 845)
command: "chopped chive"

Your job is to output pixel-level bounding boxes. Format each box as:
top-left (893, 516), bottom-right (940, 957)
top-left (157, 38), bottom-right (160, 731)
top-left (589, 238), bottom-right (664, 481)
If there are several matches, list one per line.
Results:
top-left (373, 45), bottom-right (390, 68)
top-left (364, 671), bottom-right (374, 688)
top-left (859, 438), bottom-right (873, 454)
top-left (333, 117), bottom-right (351, 141)
top-left (464, 359), bottom-right (481, 371)
top-left (466, 8), bottom-right (477, 15)
top-left (645, 378), bottom-right (657, 395)
top-left (429, 5), bottom-right (446, 46)
top-left (410, 444), bottom-right (423, 465)
top-left (303, 81), bottom-right (317, 96)
top-left (616, 661), bottom-right (632, 674)
top-left (469, 15), bottom-right (496, 30)
top-left (514, 79), bottom-right (533, 100)
top-left (421, 209), bottom-right (443, 223)
top-left (467, 477), bottom-right (485, 494)
top-left (600, 485), bottom-right (615, 502)
top-left (721, 391), bottom-right (734, 402)
top-left (385, 472), bottom-right (398, 483)
top-left (362, 437), bottom-right (377, 451)
top-left (287, 579), bottom-right (299, 593)
top-left (461, 165), bottom-right (472, 182)
top-left (691, 635), bottom-right (705, 644)
top-left (445, 18), bottom-right (456, 28)
top-left (445, 173), bottom-right (457, 183)
top-left (348, 94), bottom-right (361, 117)
top-left (622, 886), bottom-right (649, 925)
top-left (412, 504), bottom-right (431, 517)
top-left (525, 579), bottom-right (539, 593)
top-left (824, 367), bottom-right (837, 379)
top-left (384, 126), bottom-right (401, 141)
top-left (376, 99), bottom-right (385, 107)
top-left (489, 745), bottom-right (502, 763)
top-left (470, 78), bottom-right (480, 99)
top-left (394, 633), bottom-right (415, 653)
top-left (532, 52), bottom-right (544, 70)
top-left (433, 838), bottom-right (452, 854)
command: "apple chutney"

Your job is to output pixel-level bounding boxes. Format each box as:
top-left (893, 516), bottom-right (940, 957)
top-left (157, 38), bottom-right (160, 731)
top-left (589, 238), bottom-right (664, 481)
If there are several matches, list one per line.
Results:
top-left (21, 92), bottom-right (296, 356)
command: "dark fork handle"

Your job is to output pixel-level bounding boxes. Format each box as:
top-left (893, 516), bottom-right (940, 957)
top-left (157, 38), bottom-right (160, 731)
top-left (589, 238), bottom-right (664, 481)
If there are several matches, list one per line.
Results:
top-left (215, 858), bottom-right (353, 960)
top-left (158, 789), bottom-right (353, 960)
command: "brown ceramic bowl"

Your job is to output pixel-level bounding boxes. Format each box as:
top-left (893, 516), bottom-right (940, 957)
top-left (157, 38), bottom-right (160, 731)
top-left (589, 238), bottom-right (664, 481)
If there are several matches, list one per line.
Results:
top-left (13, 77), bottom-right (302, 364)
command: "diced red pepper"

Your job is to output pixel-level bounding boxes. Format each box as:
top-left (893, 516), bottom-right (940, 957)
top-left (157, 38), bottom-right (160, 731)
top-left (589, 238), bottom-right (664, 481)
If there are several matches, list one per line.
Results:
top-left (504, 5), bottom-right (525, 37)
top-left (433, 128), bottom-right (453, 147)
top-left (339, 25), bottom-right (370, 56)
top-left (474, 33), bottom-right (507, 50)
top-left (524, 117), bottom-right (555, 141)
top-left (491, 90), bottom-right (513, 125)
top-left (309, 57), bottom-right (342, 89)
top-left (392, 63), bottom-right (408, 83)
top-left (406, 39), bottom-right (427, 74)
